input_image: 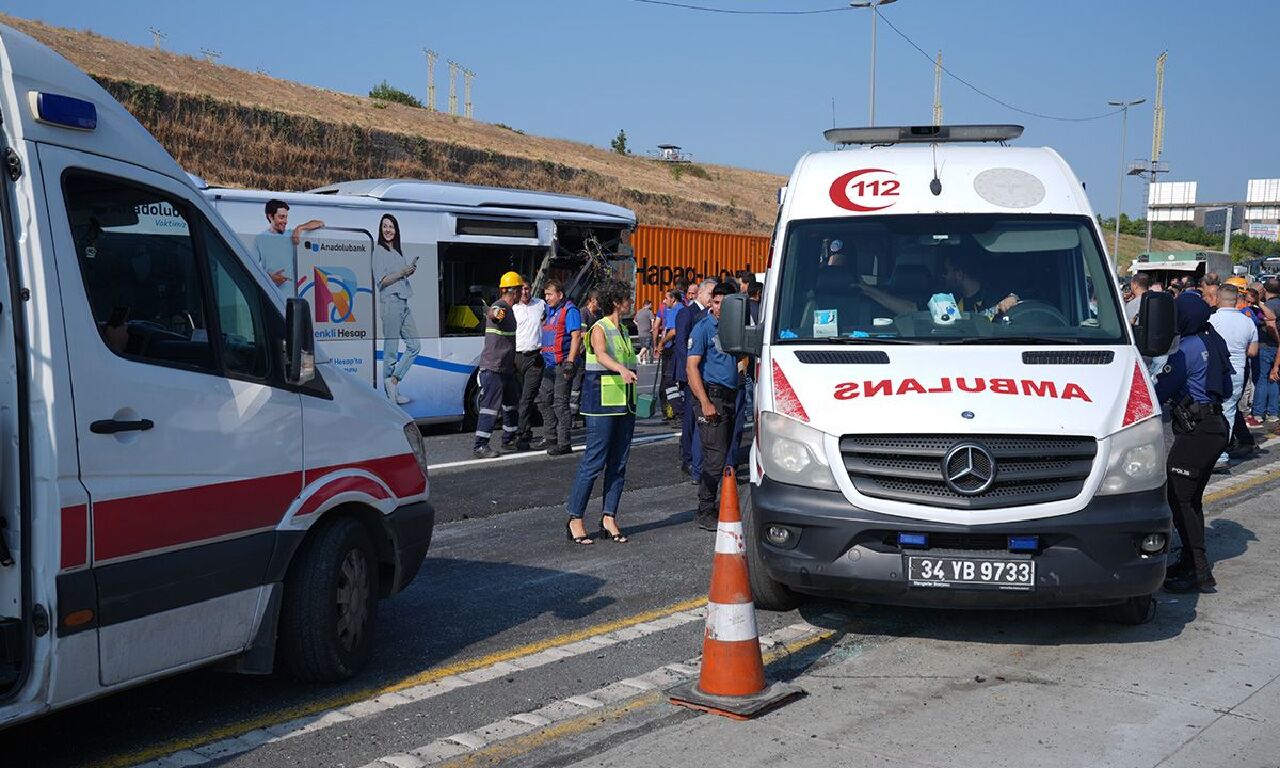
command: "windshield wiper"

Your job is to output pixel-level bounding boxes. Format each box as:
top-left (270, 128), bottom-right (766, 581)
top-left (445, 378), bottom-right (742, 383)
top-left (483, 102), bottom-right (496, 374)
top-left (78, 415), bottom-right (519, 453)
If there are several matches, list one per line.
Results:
top-left (776, 336), bottom-right (925, 345)
top-left (936, 336), bottom-right (1085, 346)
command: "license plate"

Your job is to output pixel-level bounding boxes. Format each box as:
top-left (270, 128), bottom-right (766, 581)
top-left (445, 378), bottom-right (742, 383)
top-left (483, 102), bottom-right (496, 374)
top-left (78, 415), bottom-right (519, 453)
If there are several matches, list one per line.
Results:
top-left (906, 555), bottom-right (1035, 591)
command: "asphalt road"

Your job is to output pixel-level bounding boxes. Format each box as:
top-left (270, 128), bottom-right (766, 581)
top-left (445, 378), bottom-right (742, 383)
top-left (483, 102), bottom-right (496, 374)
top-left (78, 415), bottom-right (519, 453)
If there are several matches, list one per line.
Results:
top-left (4, 425), bottom-right (1279, 768)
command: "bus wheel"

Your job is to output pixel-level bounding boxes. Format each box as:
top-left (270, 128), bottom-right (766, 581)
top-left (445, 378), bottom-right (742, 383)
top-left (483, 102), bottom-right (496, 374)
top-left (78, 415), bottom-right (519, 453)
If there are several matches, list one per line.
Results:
top-left (279, 518), bottom-right (379, 682)
top-left (742, 487), bottom-right (801, 612)
top-left (460, 374), bottom-right (481, 432)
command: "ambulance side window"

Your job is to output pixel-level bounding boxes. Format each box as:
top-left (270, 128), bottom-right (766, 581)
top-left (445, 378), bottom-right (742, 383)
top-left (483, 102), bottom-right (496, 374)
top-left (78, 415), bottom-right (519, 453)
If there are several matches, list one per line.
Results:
top-left (201, 227), bottom-right (271, 380)
top-left (64, 172), bottom-right (215, 372)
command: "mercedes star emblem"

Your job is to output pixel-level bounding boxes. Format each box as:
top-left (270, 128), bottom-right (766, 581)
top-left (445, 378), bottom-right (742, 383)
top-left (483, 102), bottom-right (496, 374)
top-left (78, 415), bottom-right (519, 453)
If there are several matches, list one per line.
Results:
top-left (942, 443), bottom-right (996, 495)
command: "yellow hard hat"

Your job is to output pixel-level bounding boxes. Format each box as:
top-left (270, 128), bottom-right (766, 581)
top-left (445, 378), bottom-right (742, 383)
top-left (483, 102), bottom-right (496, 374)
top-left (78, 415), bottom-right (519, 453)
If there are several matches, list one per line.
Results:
top-left (1226, 276), bottom-right (1248, 289)
top-left (499, 271), bottom-right (524, 290)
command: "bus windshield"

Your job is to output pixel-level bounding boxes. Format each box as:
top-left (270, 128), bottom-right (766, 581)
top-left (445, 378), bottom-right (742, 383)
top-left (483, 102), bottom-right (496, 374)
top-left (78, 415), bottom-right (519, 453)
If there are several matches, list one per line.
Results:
top-left (772, 214), bottom-right (1125, 345)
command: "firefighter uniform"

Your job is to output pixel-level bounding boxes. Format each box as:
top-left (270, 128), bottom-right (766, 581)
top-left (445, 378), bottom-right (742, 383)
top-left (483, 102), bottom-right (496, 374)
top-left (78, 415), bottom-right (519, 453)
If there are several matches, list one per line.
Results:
top-left (473, 274), bottom-right (522, 457)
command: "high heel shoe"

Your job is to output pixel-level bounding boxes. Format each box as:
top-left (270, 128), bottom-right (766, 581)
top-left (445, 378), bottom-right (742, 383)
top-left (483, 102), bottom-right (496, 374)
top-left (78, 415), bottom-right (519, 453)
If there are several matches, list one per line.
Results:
top-left (565, 519), bottom-right (593, 545)
top-left (598, 514), bottom-right (628, 543)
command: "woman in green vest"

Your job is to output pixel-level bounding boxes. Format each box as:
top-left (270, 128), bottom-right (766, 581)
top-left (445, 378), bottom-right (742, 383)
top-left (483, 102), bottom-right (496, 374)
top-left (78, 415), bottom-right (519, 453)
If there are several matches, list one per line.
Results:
top-left (566, 281), bottom-right (638, 544)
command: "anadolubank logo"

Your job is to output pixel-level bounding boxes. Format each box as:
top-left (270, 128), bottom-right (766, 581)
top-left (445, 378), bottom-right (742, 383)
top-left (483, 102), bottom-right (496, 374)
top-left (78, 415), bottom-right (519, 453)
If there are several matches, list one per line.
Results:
top-left (304, 266), bottom-right (368, 324)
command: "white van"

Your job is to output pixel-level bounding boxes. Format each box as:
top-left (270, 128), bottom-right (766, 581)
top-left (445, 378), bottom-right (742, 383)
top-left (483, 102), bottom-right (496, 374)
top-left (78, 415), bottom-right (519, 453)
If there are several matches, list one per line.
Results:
top-left (719, 125), bottom-right (1178, 623)
top-left (199, 181), bottom-right (636, 424)
top-left (0, 24), bottom-right (434, 726)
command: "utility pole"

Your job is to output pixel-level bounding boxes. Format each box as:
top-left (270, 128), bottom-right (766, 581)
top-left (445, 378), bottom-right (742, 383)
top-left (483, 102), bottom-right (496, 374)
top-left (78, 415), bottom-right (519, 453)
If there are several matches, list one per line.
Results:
top-left (424, 48), bottom-right (440, 112)
top-left (200, 48), bottom-right (222, 63)
top-left (447, 60), bottom-right (459, 116)
top-left (462, 68), bottom-right (475, 119)
top-left (1107, 98), bottom-right (1146, 262)
top-left (1224, 207), bottom-right (1233, 255)
top-left (932, 50), bottom-right (943, 127)
top-left (1147, 52), bottom-right (1168, 254)
top-left (148, 27), bottom-right (166, 50)
top-left (849, 0), bottom-right (899, 127)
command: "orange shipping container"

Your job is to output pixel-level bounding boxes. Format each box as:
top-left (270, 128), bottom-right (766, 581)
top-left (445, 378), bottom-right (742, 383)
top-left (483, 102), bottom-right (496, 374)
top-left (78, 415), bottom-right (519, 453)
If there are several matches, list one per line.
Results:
top-left (630, 224), bottom-right (771, 312)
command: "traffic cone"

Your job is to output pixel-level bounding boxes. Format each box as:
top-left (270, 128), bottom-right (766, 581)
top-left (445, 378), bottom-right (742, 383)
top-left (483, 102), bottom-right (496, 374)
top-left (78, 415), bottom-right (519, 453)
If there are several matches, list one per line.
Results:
top-left (669, 466), bottom-right (803, 720)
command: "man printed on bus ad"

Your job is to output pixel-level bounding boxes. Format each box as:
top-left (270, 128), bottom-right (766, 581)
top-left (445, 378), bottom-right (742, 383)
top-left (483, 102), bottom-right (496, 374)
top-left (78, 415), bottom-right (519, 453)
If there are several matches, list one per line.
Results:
top-left (254, 198), bottom-right (324, 296)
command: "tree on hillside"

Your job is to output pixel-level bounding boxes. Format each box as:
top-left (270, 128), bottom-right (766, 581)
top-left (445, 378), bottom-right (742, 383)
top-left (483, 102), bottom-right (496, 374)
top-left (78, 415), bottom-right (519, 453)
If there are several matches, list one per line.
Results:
top-left (369, 81), bottom-right (422, 108)
top-left (610, 129), bottom-right (629, 155)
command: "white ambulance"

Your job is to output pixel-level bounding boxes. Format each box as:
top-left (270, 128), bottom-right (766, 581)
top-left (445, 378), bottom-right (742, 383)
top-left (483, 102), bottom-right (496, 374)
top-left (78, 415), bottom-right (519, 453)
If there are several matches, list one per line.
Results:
top-left (720, 125), bottom-right (1178, 623)
top-left (0, 24), bottom-right (434, 726)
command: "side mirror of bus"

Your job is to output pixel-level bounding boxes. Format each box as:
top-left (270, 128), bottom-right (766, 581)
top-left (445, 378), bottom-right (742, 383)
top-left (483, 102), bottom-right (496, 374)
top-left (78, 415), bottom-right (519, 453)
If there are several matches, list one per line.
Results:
top-left (718, 294), bottom-right (762, 357)
top-left (285, 298), bottom-right (316, 385)
top-left (1133, 291), bottom-right (1176, 358)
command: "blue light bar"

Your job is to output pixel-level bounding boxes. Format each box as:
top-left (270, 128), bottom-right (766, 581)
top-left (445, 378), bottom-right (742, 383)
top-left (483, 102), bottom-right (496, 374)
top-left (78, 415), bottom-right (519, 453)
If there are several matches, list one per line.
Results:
top-left (898, 532), bottom-right (929, 549)
top-left (1008, 535), bottom-right (1040, 552)
top-left (31, 92), bottom-right (97, 131)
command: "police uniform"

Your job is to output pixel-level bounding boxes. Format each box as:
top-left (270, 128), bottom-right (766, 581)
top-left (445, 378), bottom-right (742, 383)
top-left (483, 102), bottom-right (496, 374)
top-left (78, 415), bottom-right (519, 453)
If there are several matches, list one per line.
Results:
top-left (689, 312), bottom-right (738, 529)
top-left (473, 297), bottom-right (519, 455)
top-left (1155, 294), bottom-right (1233, 592)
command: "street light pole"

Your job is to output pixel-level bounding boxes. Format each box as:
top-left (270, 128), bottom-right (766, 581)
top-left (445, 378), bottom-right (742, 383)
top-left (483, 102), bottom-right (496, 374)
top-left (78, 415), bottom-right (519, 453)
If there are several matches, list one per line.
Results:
top-left (850, 0), bottom-right (898, 127)
top-left (1108, 98), bottom-right (1145, 263)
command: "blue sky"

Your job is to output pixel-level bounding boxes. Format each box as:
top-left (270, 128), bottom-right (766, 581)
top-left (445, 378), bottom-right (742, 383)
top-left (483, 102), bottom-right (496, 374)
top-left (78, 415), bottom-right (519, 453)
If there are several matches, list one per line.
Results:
top-left (7, 1), bottom-right (1273, 219)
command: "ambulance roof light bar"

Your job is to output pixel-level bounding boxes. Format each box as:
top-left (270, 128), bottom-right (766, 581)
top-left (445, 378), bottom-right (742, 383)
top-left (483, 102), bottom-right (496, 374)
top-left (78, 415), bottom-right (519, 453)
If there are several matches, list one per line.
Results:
top-left (824, 124), bottom-right (1023, 146)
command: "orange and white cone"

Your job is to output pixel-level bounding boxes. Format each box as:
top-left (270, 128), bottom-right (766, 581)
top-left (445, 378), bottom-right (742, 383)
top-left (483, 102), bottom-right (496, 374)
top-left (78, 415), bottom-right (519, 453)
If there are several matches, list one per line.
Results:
top-left (669, 466), bottom-right (802, 719)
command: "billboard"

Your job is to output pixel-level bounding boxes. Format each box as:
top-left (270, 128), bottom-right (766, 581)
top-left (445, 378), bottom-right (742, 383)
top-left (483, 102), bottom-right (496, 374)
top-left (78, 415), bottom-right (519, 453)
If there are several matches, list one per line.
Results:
top-left (1247, 222), bottom-right (1280, 242)
top-left (1148, 181), bottom-right (1197, 206)
top-left (1246, 179), bottom-right (1280, 204)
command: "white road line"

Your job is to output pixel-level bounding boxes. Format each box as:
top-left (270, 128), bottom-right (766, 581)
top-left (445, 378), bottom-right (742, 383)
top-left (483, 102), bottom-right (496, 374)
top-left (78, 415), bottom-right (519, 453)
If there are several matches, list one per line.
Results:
top-left (134, 607), bottom-right (707, 768)
top-left (360, 621), bottom-right (833, 768)
top-left (427, 431), bottom-right (679, 471)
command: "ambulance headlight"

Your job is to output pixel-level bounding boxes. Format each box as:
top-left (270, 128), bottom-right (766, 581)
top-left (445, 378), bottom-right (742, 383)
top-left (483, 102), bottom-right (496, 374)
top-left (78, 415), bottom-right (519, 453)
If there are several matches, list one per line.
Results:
top-left (758, 412), bottom-right (836, 490)
top-left (1097, 416), bottom-right (1164, 496)
top-left (404, 423), bottom-right (430, 483)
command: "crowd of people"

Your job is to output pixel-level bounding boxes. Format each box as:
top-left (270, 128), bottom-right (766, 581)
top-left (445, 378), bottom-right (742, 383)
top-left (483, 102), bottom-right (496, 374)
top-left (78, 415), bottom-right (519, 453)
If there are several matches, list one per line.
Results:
top-left (469, 269), bottom-right (763, 543)
top-left (1127, 271), bottom-right (1280, 593)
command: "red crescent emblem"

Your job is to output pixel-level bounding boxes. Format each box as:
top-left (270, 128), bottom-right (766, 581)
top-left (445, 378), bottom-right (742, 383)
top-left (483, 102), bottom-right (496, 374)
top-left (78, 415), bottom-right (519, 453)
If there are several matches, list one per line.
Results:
top-left (829, 168), bottom-right (897, 212)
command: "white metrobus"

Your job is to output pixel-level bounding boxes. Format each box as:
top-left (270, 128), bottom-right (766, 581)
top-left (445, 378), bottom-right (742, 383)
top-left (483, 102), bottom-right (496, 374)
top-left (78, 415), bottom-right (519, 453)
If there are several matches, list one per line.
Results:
top-left (203, 180), bottom-right (638, 424)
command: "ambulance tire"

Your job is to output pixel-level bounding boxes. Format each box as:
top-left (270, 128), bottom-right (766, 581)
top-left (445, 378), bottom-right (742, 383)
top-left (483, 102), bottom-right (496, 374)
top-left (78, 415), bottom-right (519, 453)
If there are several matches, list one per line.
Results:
top-left (279, 517), bottom-right (380, 682)
top-left (1095, 593), bottom-right (1155, 626)
top-left (742, 488), bottom-right (801, 612)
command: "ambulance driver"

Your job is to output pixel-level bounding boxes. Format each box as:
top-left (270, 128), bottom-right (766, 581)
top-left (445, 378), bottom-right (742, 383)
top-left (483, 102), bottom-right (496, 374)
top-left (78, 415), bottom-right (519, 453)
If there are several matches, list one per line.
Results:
top-left (375, 213), bottom-right (421, 405)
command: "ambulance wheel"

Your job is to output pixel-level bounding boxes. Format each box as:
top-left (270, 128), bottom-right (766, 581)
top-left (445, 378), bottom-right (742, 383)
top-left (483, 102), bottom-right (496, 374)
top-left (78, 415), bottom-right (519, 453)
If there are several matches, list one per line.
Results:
top-left (742, 488), bottom-right (801, 612)
top-left (1096, 593), bottom-right (1155, 626)
top-left (279, 517), bottom-right (379, 682)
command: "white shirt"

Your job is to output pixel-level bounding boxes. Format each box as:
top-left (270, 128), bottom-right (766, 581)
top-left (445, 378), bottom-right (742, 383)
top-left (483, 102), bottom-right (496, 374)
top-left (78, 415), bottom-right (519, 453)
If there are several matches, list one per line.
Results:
top-left (1209, 308), bottom-right (1258, 379)
top-left (513, 298), bottom-right (546, 352)
top-left (1124, 293), bottom-right (1143, 323)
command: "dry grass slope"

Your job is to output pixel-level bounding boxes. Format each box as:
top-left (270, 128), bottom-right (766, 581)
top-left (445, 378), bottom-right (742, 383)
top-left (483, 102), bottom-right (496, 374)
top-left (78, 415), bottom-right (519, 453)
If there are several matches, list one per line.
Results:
top-left (3, 14), bottom-right (782, 233)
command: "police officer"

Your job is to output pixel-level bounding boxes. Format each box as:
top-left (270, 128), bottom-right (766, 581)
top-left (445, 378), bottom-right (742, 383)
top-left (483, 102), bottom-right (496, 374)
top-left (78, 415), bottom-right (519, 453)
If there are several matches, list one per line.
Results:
top-left (675, 280), bottom-right (714, 480)
top-left (1155, 293), bottom-right (1233, 593)
top-left (473, 271), bottom-right (522, 459)
top-left (687, 282), bottom-right (739, 530)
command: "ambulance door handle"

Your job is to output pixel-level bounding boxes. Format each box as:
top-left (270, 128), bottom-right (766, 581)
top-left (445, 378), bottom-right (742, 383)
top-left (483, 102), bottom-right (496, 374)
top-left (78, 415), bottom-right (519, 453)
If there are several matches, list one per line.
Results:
top-left (90, 418), bottom-right (155, 435)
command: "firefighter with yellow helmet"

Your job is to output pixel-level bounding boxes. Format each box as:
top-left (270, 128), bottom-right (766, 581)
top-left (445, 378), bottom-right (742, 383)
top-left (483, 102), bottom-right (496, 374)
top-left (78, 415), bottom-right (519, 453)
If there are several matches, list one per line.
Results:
top-left (473, 271), bottom-right (525, 459)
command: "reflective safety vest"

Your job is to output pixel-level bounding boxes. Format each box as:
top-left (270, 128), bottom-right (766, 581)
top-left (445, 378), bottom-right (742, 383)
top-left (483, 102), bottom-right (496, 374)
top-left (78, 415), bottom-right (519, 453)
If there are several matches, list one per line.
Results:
top-left (582, 316), bottom-right (637, 417)
top-left (541, 300), bottom-right (577, 366)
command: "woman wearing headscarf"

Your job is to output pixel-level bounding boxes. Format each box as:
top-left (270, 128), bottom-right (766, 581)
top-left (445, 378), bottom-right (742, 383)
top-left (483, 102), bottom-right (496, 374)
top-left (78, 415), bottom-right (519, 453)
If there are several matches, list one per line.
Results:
top-left (1154, 293), bottom-right (1233, 593)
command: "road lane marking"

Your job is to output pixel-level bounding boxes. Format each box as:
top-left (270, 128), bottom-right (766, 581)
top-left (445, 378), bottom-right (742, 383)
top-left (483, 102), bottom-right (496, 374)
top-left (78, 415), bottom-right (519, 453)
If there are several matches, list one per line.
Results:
top-left (428, 431), bottom-right (678, 470)
top-left (362, 621), bottom-right (841, 768)
top-left (107, 596), bottom-right (708, 768)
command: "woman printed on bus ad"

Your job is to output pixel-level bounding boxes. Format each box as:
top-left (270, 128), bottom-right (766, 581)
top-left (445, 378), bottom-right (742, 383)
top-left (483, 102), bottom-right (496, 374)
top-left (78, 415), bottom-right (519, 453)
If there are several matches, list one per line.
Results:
top-left (374, 213), bottom-right (422, 405)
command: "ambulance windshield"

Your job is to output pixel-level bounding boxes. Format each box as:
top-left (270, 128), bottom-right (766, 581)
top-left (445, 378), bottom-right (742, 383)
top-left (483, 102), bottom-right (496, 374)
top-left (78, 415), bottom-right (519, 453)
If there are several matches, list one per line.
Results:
top-left (771, 214), bottom-right (1125, 345)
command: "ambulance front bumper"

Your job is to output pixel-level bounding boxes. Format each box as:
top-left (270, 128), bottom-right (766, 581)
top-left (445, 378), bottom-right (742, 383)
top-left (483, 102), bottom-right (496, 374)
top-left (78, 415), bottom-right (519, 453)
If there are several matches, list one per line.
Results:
top-left (750, 478), bottom-right (1170, 608)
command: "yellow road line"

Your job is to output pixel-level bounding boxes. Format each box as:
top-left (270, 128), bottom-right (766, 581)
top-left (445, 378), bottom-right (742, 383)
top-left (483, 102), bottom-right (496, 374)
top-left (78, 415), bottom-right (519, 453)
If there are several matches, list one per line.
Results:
top-left (1205, 466), bottom-right (1280, 505)
top-left (94, 596), bottom-right (708, 768)
top-left (437, 626), bottom-right (840, 768)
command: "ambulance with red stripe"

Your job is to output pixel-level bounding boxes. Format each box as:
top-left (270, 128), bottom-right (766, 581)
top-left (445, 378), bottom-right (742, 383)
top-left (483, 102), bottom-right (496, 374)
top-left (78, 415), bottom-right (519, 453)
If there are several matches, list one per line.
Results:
top-left (0, 25), bottom-right (434, 726)
top-left (718, 125), bottom-right (1178, 623)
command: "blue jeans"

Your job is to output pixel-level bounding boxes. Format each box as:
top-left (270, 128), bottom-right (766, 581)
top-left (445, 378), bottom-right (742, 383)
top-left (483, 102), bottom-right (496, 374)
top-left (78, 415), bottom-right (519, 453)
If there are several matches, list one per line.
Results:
top-left (567, 414), bottom-right (636, 519)
top-left (381, 298), bottom-right (422, 382)
top-left (1251, 346), bottom-right (1279, 418)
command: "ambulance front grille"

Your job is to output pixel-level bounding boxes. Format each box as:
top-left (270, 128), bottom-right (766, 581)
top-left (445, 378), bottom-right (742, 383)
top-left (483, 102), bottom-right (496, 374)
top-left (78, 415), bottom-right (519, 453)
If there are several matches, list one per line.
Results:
top-left (840, 434), bottom-right (1097, 510)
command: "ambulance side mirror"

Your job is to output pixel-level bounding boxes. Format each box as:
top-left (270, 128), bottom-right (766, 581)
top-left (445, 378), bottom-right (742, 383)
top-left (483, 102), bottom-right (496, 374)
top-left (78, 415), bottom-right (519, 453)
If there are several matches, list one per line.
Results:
top-left (1133, 291), bottom-right (1176, 358)
top-left (718, 294), bottom-right (762, 357)
top-left (285, 297), bottom-right (316, 385)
